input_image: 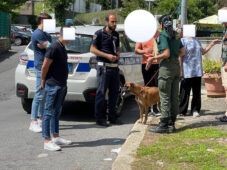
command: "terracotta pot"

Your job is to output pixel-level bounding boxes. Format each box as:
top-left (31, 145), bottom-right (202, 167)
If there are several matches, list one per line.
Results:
top-left (203, 73), bottom-right (226, 97)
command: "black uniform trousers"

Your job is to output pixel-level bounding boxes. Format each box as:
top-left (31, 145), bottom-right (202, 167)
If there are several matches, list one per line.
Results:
top-left (95, 65), bottom-right (120, 122)
top-left (179, 77), bottom-right (201, 115)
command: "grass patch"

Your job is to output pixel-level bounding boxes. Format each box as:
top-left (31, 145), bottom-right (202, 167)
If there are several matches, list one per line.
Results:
top-left (133, 127), bottom-right (227, 170)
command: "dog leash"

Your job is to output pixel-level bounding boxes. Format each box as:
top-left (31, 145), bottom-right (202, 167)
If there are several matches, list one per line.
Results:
top-left (145, 70), bottom-right (159, 87)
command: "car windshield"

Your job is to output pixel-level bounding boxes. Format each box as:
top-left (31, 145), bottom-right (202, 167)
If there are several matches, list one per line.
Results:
top-left (66, 35), bottom-right (92, 53)
top-left (28, 34), bottom-right (92, 53)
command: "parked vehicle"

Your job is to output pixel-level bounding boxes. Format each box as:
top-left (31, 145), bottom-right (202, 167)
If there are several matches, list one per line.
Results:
top-left (15, 25), bottom-right (143, 115)
top-left (11, 26), bottom-right (31, 46)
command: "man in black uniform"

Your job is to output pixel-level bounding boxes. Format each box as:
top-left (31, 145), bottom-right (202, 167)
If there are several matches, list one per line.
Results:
top-left (90, 13), bottom-right (121, 127)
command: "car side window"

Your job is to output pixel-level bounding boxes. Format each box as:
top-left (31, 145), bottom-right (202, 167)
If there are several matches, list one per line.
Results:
top-left (119, 32), bottom-right (133, 53)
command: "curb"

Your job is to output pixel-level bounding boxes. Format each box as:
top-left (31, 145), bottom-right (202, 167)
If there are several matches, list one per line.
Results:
top-left (112, 118), bottom-right (151, 170)
top-left (112, 86), bottom-right (208, 170)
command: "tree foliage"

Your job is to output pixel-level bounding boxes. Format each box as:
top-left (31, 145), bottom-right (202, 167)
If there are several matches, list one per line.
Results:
top-left (44, 0), bottom-right (74, 25)
top-left (152, 0), bottom-right (218, 23)
top-left (120, 0), bottom-right (146, 18)
top-left (0, 0), bottom-right (27, 12)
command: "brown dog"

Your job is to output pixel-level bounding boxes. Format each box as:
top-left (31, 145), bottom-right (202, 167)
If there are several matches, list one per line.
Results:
top-left (124, 82), bottom-right (160, 124)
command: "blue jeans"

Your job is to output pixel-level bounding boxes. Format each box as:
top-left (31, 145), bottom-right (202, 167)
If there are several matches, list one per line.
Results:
top-left (42, 83), bottom-right (67, 139)
top-left (31, 70), bottom-right (45, 120)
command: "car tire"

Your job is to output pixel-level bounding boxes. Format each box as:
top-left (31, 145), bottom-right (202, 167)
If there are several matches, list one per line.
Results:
top-left (21, 98), bottom-right (32, 114)
top-left (116, 81), bottom-right (125, 117)
top-left (14, 37), bottom-right (22, 46)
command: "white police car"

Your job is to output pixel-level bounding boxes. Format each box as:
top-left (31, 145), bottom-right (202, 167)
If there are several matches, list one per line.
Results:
top-left (15, 25), bottom-right (143, 114)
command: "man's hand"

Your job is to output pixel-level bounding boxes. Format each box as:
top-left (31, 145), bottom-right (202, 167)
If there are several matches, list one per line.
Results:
top-left (107, 54), bottom-right (118, 62)
top-left (37, 41), bottom-right (49, 49)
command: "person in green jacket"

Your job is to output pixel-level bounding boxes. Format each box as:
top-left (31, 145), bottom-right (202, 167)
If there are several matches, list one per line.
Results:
top-left (147, 15), bottom-right (185, 133)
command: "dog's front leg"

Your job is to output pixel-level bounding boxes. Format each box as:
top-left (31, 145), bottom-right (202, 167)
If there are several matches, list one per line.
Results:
top-left (143, 106), bottom-right (149, 124)
top-left (138, 102), bottom-right (144, 123)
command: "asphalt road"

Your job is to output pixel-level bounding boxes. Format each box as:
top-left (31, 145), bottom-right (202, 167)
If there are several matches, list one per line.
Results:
top-left (0, 45), bottom-right (139, 170)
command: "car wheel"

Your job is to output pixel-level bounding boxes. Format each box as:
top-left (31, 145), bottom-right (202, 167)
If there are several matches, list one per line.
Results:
top-left (116, 81), bottom-right (125, 117)
top-left (21, 98), bottom-right (32, 114)
top-left (14, 37), bottom-right (22, 46)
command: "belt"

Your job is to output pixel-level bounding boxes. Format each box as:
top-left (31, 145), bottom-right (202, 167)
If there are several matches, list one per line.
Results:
top-left (97, 62), bottom-right (118, 68)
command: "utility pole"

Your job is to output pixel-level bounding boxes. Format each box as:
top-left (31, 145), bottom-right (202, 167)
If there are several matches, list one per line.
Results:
top-left (116, 0), bottom-right (118, 8)
top-left (31, 0), bottom-right (34, 15)
top-left (180, 0), bottom-right (187, 26)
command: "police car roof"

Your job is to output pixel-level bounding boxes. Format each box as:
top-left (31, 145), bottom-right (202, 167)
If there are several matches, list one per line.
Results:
top-left (55, 24), bottom-right (124, 36)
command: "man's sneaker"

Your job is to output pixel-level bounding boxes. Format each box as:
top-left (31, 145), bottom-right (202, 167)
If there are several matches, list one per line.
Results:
top-left (152, 108), bottom-right (161, 116)
top-left (44, 141), bottom-right (61, 151)
top-left (37, 118), bottom-right (42, 128)
top-left (219, 115), bottom-right (227, 122)
top-left (29, 121), bottom-right (42, 133)
top-left (193, 111), bottom-right (200, 118)
top-left (52, 137), bottom-right (72, 145)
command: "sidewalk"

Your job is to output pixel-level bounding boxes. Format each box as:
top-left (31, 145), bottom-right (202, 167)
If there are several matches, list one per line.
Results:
top-left (112, 86), bottom-right (227, 170)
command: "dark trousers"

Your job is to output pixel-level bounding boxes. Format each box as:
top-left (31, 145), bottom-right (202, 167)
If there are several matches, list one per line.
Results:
top-left (179, 77), bottom-right (201, 115)
top-left (95, 66), bottom-right (120, 122)
top-left (142, 64), bottom-right (159, 87)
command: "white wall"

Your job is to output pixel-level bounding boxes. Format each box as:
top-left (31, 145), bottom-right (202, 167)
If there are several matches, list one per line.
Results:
top-left (199, 38), bottom-right (222, 60)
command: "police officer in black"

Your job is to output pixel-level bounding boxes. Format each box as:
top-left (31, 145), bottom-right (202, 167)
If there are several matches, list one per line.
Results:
top-left (90, 13), bottom-right (121, 127)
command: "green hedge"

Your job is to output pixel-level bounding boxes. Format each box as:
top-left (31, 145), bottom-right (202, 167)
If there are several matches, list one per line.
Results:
top-left (74, 10), bottom-right (124, 25)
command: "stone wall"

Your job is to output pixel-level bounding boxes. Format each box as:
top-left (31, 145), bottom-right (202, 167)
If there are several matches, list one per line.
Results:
top-left (0, 38), bottom-right (10, 54)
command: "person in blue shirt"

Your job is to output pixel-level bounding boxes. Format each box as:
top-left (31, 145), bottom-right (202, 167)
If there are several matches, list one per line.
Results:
top-left (29, 13), bottom-right (52, 133)
top-left (179, 36), bottom-right (219, 118)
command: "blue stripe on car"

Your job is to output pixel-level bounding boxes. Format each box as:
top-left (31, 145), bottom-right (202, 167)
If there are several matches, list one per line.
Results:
top-left (76, 63), bottom-right (91, 72)
top-left (26, 60), bottom-right (34, 69)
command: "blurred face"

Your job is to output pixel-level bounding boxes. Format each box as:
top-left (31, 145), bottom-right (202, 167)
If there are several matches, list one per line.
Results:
top-left (107, 15), bottom-right (117, 31)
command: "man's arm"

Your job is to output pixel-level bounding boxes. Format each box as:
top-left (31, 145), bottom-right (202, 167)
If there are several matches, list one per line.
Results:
top-left (90, 45), bottom-right (118, 62)
top-left (41, 58), bottom-right (53, 89)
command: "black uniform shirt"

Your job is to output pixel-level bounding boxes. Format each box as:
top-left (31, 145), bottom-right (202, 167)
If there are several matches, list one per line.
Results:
top-left (44, 40), bottom-right (68, 87)
top-left (92, 27), bottom-right (119, 63)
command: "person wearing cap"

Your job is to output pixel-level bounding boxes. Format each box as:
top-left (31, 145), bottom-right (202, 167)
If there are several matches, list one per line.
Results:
top-left (90, 13), bottom-right (122, 127)
top-left (219, 22), bottom-right (227, 122)
top-left (147, 15), bottom-right (185, 133)
top-left (135, 36), bottom-right (160, 116)
top-left (41, 27), bottom-right (72, 151)
top-left (179, 27), bottom-right (219, 118)
top-left (29, 13), bottom-right (52, 133)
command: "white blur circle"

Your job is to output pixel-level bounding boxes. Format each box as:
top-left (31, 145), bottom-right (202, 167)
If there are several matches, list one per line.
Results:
top-left (124, 10), bottom-right (157, 43)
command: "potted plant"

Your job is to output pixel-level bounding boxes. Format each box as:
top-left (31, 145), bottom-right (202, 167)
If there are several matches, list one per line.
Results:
top-left (203, 59), bottom-right (225, 97)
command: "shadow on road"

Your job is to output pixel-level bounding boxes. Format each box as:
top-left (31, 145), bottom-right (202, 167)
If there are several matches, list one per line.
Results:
top-left (0, 51), bottom-right (17, 62)
top-left (61, 137), bottom-right (125, 148)
top-left (60, 97), bottom-right (139, 125)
